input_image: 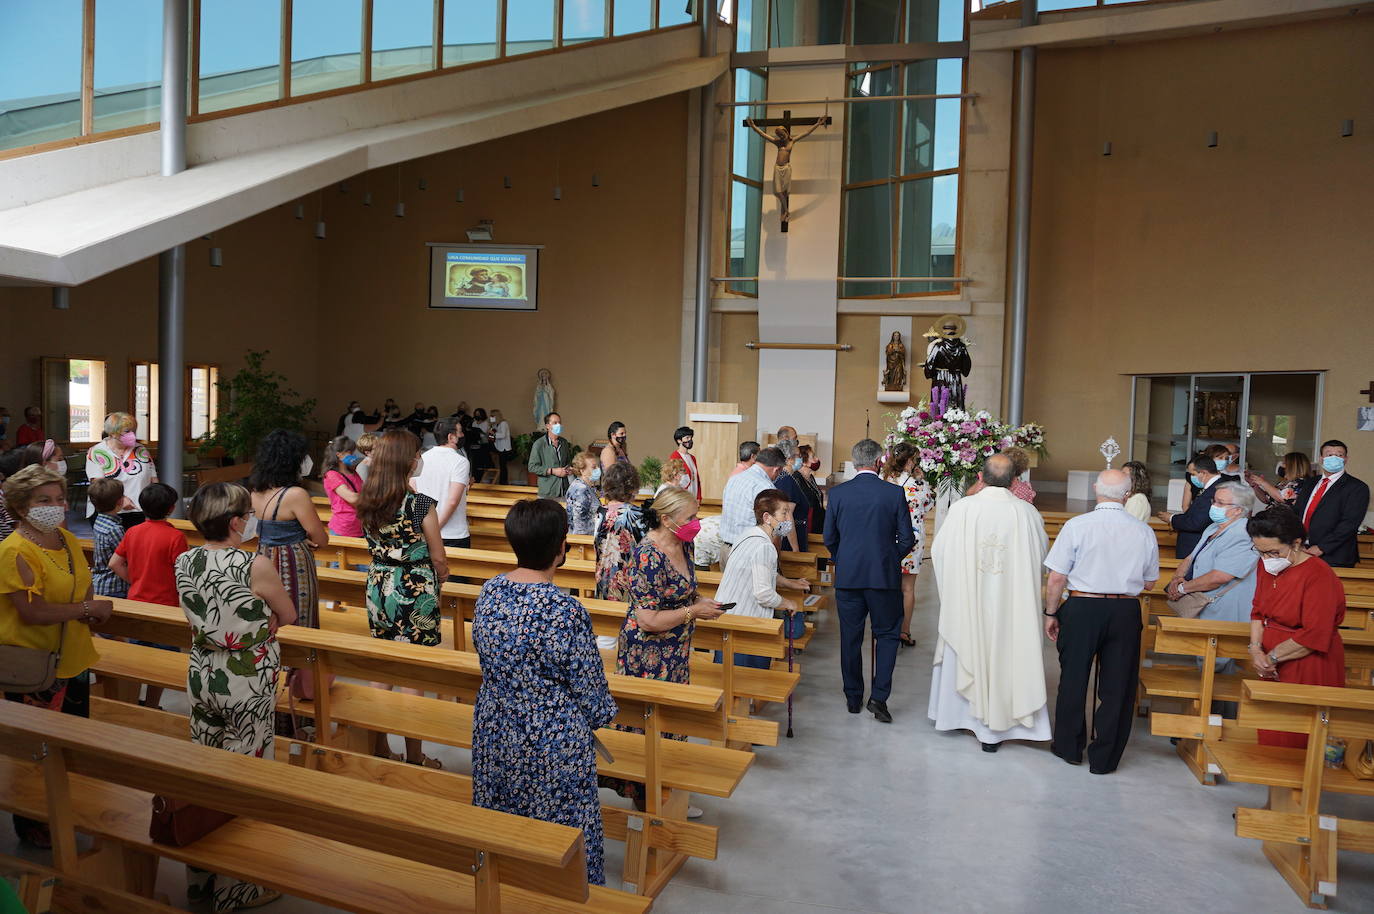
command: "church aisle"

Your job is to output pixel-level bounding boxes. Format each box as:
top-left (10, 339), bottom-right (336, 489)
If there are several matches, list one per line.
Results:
top-left (4, 572), bottom-right (1370, 912)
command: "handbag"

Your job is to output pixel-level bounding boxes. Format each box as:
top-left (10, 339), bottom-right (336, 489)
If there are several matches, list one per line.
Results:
top-left (1346, 740), bottom-right (1374, 780)
top-left (0, 538), bottom-right (78, 694)
top-left (149, 794), bottom-right (236, 846)
top-left (1166, 532), bottom-right (1245, 619)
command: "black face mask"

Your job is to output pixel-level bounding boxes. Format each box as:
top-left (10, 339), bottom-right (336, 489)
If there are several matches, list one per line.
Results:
top-left (556, 542), bottom-right (569, 569)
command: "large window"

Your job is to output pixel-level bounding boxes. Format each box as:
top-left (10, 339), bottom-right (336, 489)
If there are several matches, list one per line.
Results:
top-left (730, 0), bottom-right (962, 50)
top-left (840, 57), bottom-right (962, 297)
top-left (41, 357), bottom-right (108, 444)
top-left (0, 1), bottom-right (84, 152)
top-left (94, 0), bottom-right (163, 133)
top-left (130, 361), bottom-right (220, 443)
top-left (372, 0), bottom-right (436, 81)
top-left (1129, 372), bottom-right (1323, 496)
top-left (723, 68), bottom-right (767, 296)
top-left (4, 1), bottom-right (699, 158)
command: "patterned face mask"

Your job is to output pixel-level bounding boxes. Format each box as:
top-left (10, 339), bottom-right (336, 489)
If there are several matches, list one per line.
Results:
top-left (26, 505), bottom-right (65, 533)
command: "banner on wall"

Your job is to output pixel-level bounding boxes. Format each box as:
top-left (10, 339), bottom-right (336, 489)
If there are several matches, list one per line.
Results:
top-left (426, 243), bottom-right (542, 311)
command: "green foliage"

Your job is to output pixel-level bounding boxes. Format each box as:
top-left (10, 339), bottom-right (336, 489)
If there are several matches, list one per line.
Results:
top-left (200, 350), bottom-right (317, 461)
top-left (512, 433), bottom-right (536, 466)
top-left (639, 456), bottom-right (663, 490)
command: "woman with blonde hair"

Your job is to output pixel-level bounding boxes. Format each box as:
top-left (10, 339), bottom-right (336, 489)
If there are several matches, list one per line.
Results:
top-left (565, 452), bottom-right (601, 535)
top-left (656, 456), bottom-right (692, 497)
top-left (488, 410), bottom-right (512, 484)
top-left (1248, 451), bottom-right (1314, 507)
top-left (1, 465), bottom-right (110, 848)
top-left (882, 442), bottom-right (933, 647)
top-left (609, 485), bottom-right (722, 812)
top-left (84, 412), bottom-right (157, 529)
top-left (1123, 461), bottom-right (1152, 521)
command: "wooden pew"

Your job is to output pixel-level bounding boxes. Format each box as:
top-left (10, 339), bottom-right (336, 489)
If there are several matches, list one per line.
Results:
top-left (1142, 616), bottom-right (1374, 785)
top-left (1206, 680), bottom-right (1374, 909)
top-left (0, 699), bottom-right (650, 913)
top-left (0, 852), bottom-right (186, 914)
top-left (92, 600), bottom-right (754, 897)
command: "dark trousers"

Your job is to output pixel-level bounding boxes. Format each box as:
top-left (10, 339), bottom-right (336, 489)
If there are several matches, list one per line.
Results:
top-left (1052, 596), bottom-right (1142, 773)
top-left (495, 449), bottom-right (511, 485)
top-left (836, 587), bottom-right (902, 703)
top-left (713, 650), bottom-right (773, 669)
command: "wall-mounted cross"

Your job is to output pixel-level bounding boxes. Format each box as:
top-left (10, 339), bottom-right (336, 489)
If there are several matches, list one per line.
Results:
top-left (1362, 382), bottom-right (1374, 403)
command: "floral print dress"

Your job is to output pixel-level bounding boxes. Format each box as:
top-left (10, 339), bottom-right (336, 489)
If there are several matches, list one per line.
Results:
top-left (364, 492), bottom-right (441, 646)
top-left (565, 479), bottom-right (600, 536)
top-left (897, 472), bottom-right (934, 574)
top-left (174, 545), bottom-right (280, 913)
top-left (472, 577), bottom-right (617, 884)
top-left (593, 503), bottom-right (650, 602)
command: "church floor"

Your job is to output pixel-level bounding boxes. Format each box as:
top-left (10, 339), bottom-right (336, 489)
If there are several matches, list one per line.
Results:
top-left (5, 571), bottom-right (1371, 912)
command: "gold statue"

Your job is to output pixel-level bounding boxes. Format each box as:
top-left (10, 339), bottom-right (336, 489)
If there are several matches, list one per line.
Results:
top-left (883, 330), bottom-right (907, 392)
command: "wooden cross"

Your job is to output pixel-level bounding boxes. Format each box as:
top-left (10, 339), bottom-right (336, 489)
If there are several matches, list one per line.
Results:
top-left (739, 109), bottom-right (832, 134)
top-left (1362, 382), bottom-right (1374, 403)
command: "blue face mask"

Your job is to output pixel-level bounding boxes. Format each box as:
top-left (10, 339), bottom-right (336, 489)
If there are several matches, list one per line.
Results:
top-left (1322, 454), bottom-right (1345, 474)
top-left (1208, 504), bottom-right (1230, 524)
top-left (342, 453), bottom-right (363, 469)
top-left (591, 467), bottom-right (602, 483)
top-left (550, 423), bottom-right (562, 436)
top-left (1189, 474), bottom-right (1203, 489)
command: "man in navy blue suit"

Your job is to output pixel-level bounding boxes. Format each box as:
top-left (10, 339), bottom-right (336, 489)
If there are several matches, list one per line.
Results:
top-left (823, 439), bottom-right (915, 722)
top-left (1158, 453), bottom-right (1224, 559)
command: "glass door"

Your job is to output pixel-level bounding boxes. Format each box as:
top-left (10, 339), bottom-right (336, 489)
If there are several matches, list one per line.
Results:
top-left (1191, 374), bottom-right (1246, 466)
top-left (1130, 375), bottom-right (1193, 497)
top-left (1246, 372), bottom-right (1321, 476)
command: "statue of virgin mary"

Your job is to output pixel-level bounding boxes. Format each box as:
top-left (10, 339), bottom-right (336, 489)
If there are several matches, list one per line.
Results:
top-left (533, 368), bottom-right (556, 428)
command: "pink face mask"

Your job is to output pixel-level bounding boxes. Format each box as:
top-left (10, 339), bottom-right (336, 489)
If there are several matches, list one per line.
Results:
top-left (118, 431), bottom-right (138, 448)
top-left (672, 518), bottom-right (701, 543)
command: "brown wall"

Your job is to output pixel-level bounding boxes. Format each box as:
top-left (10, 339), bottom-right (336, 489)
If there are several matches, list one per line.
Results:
top-left (1025, 16), bottom-right (1374, 483)
top-left (0, 215), bottom-right (323, 435)
top-left (314, 95), bottom-right (690, 454)
top-left (2, 94), bottom-right (691, 465)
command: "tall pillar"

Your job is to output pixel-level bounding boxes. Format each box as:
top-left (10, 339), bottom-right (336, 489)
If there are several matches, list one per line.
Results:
top-left (1006, 1), bottom-right (1037, 426)
top-left (158, 0), bottom-right (189, 503)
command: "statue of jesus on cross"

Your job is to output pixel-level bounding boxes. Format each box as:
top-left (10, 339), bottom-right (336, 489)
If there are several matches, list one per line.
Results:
top-left (744, 110), bottom-right (830, 232)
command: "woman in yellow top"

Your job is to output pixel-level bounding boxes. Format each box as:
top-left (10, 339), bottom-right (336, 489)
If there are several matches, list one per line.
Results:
top-left (1, 464), bottom-right (111, 848)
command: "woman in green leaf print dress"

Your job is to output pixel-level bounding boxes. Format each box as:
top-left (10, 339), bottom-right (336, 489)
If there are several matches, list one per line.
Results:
top-left (175, 482), bottom-right (297, 913)
top-left (355, 430), bottom-right (450, 767)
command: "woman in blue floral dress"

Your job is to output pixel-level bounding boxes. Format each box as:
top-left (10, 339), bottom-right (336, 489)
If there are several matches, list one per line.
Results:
top-left (472, 499), bottom-right (616, 884)
top-left (608, 487), bottom-right (722, 809)
top-left (356, 430), bottom-right (450, 767)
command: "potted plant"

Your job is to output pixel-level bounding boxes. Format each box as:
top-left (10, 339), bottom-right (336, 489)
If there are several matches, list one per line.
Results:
top-left (512, 433), bottom-right (537, 486)
top-left (639, 456), bottom-right (662, 492)
top-left (199, 349), bottom-right (316, 463)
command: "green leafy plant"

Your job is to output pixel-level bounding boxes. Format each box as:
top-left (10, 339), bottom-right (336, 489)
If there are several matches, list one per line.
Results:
top-left (639, 456), bottom-right (663, 490)
top-left (200, 349), bottom-right (317, 461)
top-left (511, 433), bottom-right (536, 467)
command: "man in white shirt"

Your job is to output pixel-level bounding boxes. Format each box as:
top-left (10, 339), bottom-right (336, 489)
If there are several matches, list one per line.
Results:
top-left (415, 417), bottom-right (471, 549)
top-left (718, 446), bottom-right (785, 569)
top-left (671, 426), bottom-right (700, 500)
top-left (1043, 468), bottom-right (1159, 774)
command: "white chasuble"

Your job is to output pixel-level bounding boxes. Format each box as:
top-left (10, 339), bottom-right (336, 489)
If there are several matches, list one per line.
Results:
top-left (930, 487), bottom-right (1050, 732)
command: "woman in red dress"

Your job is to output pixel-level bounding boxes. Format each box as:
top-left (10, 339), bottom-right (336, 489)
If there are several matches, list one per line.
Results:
top-left (1246, 506), bottom-right (1346, 748)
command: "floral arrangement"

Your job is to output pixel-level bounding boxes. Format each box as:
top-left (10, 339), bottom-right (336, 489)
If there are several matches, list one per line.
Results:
top-left (886, 401), bottom-right (1047, 494)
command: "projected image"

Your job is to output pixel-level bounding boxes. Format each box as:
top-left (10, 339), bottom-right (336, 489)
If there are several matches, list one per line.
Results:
top-left (445, 252), bottom-right (527, 301)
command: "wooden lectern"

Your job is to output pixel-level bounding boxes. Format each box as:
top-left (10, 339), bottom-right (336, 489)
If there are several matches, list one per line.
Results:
top-left (685, 402), bottom-right (743, 501)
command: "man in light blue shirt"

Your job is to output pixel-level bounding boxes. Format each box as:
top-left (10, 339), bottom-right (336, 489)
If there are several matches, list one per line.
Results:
top-left (718, 446), bottom-right (785, 569)
top-left (1043, 469), bottom-right (1159, 774)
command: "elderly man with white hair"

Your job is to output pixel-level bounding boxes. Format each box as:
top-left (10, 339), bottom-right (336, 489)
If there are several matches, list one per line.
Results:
top-left (1043, 468), bottom-right (1159, 774)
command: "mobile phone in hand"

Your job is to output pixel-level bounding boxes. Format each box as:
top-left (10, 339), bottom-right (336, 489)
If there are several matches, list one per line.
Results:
top-left (716, 602), bottom-right (737, 613)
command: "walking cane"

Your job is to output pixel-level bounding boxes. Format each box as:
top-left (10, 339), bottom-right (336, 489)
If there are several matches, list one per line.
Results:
top-left (786, 608), bottom-right (796, 738)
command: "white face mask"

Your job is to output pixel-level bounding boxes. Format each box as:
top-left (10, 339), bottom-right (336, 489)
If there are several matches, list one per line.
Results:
top-left (774, 519), bottom-right (795, 537)
top-left (48, 458), bottom-right (68, 476)
top-left (240, 514), bottom-right (258, 542)
top-left (300, 455), bottom-right (314, 477)
top-left (1262, 555), bottom-right (1291, 576)
top-left (411, 458), bottom-right (423, 478)
top-left (26, 505), bottom-right (65, 534)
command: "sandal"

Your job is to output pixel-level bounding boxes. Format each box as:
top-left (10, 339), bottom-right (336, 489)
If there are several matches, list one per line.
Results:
top-left (407, 754), bottom-right (443, 770)
top-left (899, 632), bottom-right (917, 647)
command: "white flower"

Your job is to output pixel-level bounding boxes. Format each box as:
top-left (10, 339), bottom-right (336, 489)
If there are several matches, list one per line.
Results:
top-left (900, 406), bottom-right (918, 419)
top-left (974, 410), bottom-right (992, 420)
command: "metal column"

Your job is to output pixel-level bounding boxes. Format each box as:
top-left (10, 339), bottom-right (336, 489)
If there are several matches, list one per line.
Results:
top-left (158, 0), bottom-right (189, 504)
top-left (1006, 1), bottom-right (1037, 426)
top-left (691, 9), bottom-right (719, 402)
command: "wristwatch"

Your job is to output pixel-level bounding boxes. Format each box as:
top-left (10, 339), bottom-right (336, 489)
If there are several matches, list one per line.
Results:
top-left (1268, 651), bottom-right (1280, 666)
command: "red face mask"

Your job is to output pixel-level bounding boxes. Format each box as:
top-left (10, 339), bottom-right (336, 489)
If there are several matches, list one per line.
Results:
top-left (672, 518), bottom-right (701, 543)
top-left (808, 460), bottom-right (821, 471)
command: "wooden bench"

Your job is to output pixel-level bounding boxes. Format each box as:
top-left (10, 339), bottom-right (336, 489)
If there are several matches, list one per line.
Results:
top-left (1205, 680), bottom-right (1374, 909)
top-left (0, 851), bottom-right (186, 914)
top-left (92, 600), bottom-right (754, 896)
top-left (1142, 617), bottom-right (1374, 785)
top-left (0, 699), bottom-right (650, 913)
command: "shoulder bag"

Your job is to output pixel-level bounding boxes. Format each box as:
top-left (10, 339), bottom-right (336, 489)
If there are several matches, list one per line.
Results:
top-left (1166, 531), bottom-right (1247, 619)
top-left (0, 538), bottom-right (78, 694)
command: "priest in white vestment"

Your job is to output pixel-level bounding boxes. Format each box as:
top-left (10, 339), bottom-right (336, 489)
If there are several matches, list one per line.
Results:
top-left (929, 453), bottom-right (1051, 751)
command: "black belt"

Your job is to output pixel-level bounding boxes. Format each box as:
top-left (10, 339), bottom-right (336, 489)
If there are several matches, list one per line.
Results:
top-left (371, 554), bottom-right (427, 568)
top-left (1069, 591), bottom-right (1137, 599)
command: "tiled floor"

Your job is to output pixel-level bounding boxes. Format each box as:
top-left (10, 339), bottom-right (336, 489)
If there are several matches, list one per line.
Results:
top-left (6, 562), bottom-right (1371, 912)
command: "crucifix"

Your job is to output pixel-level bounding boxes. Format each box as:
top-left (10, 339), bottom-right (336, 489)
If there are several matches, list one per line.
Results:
top-left (1361, 382), bottom-right (1374, 403)
top-left (743, 109), bottom-right (832, 232)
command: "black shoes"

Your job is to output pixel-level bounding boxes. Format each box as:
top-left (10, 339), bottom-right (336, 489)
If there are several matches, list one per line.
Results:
top-left (1050, 745), bottom-right (1082, 766)
top-left (981, 742), bottom-right (1000, 753)
top-left (867, 699), bottom-right (892, 723)
top-left (847, 697), bottom-right (862, 714)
